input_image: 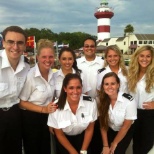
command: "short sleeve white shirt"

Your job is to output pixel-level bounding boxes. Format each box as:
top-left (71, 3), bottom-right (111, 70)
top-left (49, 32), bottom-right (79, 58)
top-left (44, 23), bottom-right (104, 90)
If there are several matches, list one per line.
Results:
top-left (108, 92), bottom-right (137, 131)
top-left (77, 56), bottom-right (104, 98)
top-left (0, 50), bottom-right (30, 108)
top-left (47, 94), bottom-right (97, 135)
top-left (97, 65), bottom-right (128, 93)
top-left (54, 68), bottom-right (90, 98)
top-left (130, 75), bottom-right (154, 109)
top-left (19, 64), bottom-right (55, 106)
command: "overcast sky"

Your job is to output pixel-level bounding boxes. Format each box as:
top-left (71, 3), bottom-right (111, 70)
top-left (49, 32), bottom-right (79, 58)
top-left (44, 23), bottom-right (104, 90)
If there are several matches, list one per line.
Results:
top-left (0, 0), bottom-right (154, 38)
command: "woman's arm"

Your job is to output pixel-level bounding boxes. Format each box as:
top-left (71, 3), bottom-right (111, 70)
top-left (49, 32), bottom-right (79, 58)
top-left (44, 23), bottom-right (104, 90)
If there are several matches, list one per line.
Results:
top-left (81, 122), bottom-right (95, 151)
top-left (54, 128), bottom-right (78, 154)
top-left (100, 127), bottom-right (110, 154)
top-left (19, 100), bottom-right (57, 114)
top-left (110, 120), bottom-right (133, 153)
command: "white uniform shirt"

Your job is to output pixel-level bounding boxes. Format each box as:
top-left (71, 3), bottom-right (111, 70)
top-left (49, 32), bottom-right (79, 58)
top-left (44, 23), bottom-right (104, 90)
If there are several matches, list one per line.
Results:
top-left (47, 94), bottom-right (97, 135)
top-left (54, 68), bottom-right (90, 98)
top-left (0, 50), bottom-right (30, 108)
top-left (130, 75), bottom-right (154, 109)
top-left (108, 92), bottom-right (137, 131)
top-left (77, 56), bottom-right (104, 98)
top-left (19, 64), bottom-right (55, 106)
top-left (97, 65), bottom-right (128, 93)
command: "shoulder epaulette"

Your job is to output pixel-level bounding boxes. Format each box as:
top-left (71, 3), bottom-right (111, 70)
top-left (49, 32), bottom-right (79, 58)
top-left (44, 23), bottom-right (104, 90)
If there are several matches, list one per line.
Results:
top-left (122, 93), bottom-right (133, 101)
top-left (98, 68), bottom-right (106, 74)
top-left (83, 95), bottom-right (92, 101)
top-left (24, 56), bottom-right (30, 64)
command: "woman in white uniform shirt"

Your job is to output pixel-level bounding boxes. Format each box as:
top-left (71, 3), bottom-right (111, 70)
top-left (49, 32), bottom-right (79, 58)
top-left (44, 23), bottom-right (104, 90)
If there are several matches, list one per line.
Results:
top-left (54, 47), bottom-right (89, 98)
top-left (48, 73), bottom-right (97, 154)
top-left (128, 45), bottom-right (154, 154)
top-left (97, 45), bottom-right (128, 93)
top-left (19, 39), bottom-right (57, 154)
top-left (98, 72), bottom-right (137, 154)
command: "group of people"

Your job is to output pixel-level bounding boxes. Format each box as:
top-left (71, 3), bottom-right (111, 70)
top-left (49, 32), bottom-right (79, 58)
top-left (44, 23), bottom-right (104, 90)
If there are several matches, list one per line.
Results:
top-left (0, 25), bottom-right (154, 154)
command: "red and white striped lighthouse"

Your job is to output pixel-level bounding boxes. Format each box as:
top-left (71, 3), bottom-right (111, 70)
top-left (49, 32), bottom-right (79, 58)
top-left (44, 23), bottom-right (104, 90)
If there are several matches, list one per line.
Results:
top-left (94, 0), bottom-right (114, 41)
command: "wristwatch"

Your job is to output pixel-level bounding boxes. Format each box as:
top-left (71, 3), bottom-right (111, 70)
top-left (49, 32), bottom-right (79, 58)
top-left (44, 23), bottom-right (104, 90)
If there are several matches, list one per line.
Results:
top-left (80, 150), bottom-right (87, 154)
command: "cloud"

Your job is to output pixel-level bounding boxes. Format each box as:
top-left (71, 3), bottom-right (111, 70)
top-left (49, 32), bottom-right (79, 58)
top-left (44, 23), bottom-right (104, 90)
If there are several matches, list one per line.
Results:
top-left (0, 0), bottom-right (154, 38)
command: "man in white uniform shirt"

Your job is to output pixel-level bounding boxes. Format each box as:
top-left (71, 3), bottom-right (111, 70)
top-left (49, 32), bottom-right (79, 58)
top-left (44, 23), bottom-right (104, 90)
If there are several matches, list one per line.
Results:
top-left (0, 26), bottom-right (30, 154)
top-left (77, 37), bottom-right (104, 99)
top-left (77, 37), bottom-right (104, 154)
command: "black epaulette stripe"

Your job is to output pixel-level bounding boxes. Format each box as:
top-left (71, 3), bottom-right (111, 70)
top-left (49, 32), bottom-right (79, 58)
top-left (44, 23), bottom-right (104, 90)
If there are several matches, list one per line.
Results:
top-left (83, 96), bottom-right (92, 101)
top-left (24, 56), bottom-right (30, 64)
top-left (122, 93), bottom-right (133, 101)
top-left (98, 68), bottom-right (106, 74)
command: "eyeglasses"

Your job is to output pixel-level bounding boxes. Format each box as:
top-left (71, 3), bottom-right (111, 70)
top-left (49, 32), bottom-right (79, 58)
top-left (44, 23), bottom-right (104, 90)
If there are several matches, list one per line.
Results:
top-left (5, 40), bottom-right (25, 47)
top-left (84, 45), bottom-right (95, 48)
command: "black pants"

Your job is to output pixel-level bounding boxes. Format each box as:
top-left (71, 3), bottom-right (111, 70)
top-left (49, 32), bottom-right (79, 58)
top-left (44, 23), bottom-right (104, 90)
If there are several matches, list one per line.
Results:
top-left (22, 110), bottom-right (51, 154)
top-left (0, 104), bottom-right (22, 154)
top-left (89, 119), bottom-right (102, 154)
top-left (133, 109), bottom-right (154, 154)
top-left (55, 131), bottom-right (91, 154)
top-left (108, 124), bottom-right (134, 154)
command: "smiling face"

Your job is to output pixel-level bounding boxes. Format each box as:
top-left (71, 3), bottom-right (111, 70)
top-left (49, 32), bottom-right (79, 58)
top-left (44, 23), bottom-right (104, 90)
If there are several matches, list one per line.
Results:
top-left (59, 51), bottom-right (74, 71)
top-left (37, 47), bottom-right (54, 71)
top-left (83, 39), bottom-right (96, 60)
top-left (138, 50), bottom-right (152, 69)
top-left (106, 49), bottom-right (120, 67)
top-left (64, 78), bottom-right (82, 104)
top-left (103, 76), bottom-right (119, 98)
top-left (3, 31), bottom-right (26, 61)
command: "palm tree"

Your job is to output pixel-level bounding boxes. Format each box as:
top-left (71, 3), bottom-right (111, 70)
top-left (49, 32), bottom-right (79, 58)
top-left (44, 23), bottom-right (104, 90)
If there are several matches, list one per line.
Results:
top-left (124, 24), bottom-right (134, 36)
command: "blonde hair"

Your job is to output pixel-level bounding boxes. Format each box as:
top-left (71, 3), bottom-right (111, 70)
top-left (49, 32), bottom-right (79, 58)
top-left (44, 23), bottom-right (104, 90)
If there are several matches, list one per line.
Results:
top-left (128, 45), bottom-right (154, 93)
top-left (36, 39), bottom-right (54, 55)
top-left (104, 45), bottom-right (128, 76)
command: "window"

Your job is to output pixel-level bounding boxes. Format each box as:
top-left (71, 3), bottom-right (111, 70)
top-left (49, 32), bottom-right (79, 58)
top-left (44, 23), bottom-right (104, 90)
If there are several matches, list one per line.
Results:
top-left (149, 41), bottom-right (152, 44)
top-left (106, 43), bottom-right (108, 46)
top-left (124, 42), bottom-right (126, 45)
top-left (134, 41), bottom-right (137, 44)
top-left (139, 41), bottom-right (142, 44)
top-left (144, 41), bottom-right (147, 44)
top-left (131, 41), bottom-right (133, 45)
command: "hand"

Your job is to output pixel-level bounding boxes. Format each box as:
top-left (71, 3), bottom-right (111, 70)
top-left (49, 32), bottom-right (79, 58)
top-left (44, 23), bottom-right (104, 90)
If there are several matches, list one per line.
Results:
top-left (101, 147), bottom-right (110, 154)
top-left (143, 102), bottom-right (154, 109)
top-left (44, 102), bottom-right (58, 113)
top-left (110, 142), bottom-right (117, 154)
top-left (69, 150), bottom-right (78, 154)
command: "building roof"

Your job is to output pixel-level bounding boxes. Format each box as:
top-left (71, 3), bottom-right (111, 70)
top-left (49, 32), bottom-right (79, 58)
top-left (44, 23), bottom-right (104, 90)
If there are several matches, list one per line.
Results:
top-left (102, 38), bottom-right (110, 42)
top-left (116, 37), bottom-right (125, 41)
top-left (135, 34), bottom-right (154, 40)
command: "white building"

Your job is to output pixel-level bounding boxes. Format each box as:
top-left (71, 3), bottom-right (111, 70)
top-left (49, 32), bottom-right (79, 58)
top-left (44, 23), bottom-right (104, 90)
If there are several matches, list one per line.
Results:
top-left (98, 34), bottom-right (154, 54)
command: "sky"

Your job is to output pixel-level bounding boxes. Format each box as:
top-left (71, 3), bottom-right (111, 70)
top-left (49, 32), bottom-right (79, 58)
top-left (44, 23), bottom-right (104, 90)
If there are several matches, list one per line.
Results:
top-left (0, 0), bottom-right (154, 38)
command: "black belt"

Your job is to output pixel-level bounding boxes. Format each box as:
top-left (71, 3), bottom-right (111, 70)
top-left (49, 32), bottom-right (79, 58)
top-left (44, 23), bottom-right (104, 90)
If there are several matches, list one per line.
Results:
top-left (0, 107), bottom-right (11, 111)
top-left (0, 104), bottom-right (18, 111)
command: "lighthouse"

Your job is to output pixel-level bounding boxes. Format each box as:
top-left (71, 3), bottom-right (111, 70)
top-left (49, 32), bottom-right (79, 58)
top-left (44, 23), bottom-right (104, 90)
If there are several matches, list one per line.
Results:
top-left (94, 0), bottom-right (114, 41)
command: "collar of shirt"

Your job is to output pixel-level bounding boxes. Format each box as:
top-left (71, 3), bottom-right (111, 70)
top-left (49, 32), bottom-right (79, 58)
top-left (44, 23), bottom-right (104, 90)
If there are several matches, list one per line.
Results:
top-left (56, 68), bottom-right (76, 77)
top-left (64, 95), bottom-right (85, 111)
top-left (106, 65), bottom-right (122, 73)
top-left (1, 50), bottom-right (26, 73)
top-left (34, 63), bottom-right (53, 81)
top-left (80, 56), bottom-right (102, 65)
top-left (110, 92), bottom-right (124, 109)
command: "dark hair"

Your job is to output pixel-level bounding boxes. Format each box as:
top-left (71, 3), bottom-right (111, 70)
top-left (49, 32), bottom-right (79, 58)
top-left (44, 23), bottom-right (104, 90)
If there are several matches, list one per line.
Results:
top-left (57, 73), bottom-right (82, 110)
top-left (98, 72), bottom-right (120, 130)
top-left (59, 47), bottom-right (82, 75)
top-left (83, 37), bottom-right (96, 47)
top-left (2, 26), bottom-right (27, 41)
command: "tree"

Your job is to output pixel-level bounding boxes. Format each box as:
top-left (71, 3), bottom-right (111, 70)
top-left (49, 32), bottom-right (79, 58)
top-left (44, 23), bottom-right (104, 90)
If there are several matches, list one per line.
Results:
top-left (124, 24), bottom-right (134, 36)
